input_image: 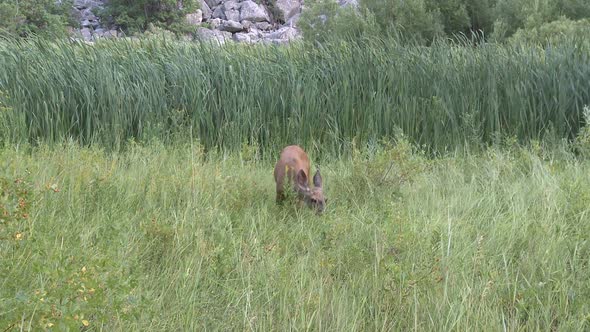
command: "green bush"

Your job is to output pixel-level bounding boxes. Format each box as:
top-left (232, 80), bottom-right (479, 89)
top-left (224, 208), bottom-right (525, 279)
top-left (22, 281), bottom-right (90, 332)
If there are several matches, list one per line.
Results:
top-left (0, 0), bottom-right (74, 37)
top-left (509, 18), bottom-right (590, 46)
top-left (299, 0), bottom-right (379, 43)
top-left (98, 0), bottom-right (198, 35)
top-left (308, 0), bottom-right (590, 43)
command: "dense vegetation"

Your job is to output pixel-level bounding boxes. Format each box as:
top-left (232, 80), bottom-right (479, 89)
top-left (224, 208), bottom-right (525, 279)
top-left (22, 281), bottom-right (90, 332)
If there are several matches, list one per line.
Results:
top-left (97, 0), bottom-right (198, 35)
top-left (2, 2), bottom-right (590, 330)
top-left (1, 36), bottom-right (589, 154)
top-left (301, 0), bottom-right (590, 44)
top-left (1, 0), bottom-right (590, 42)
top-left (0, 0), bottom-right (74, 37)
top-left (2, 139), bottom-right (590, 330)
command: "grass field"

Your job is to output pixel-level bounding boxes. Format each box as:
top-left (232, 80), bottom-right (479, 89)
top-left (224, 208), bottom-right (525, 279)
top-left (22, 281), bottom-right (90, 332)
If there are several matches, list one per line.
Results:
top-left (2, 139), bottom-right (590, 331)
top-left (2, 34), bottom-right (590, 330)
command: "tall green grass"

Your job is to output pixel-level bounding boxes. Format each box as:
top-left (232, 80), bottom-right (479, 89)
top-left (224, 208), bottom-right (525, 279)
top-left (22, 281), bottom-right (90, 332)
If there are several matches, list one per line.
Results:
top-left (1, 141), bottom-right (590, 330)
top-left (1, 36), bottom-right (589, 153)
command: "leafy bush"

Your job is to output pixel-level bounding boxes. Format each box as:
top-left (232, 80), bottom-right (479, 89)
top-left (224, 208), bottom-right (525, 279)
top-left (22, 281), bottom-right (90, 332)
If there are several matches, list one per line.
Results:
top-left (509, 18), bottom-right (590, 46)
top-left (307, 0), bottom-right (590, 44)
top-left (99, 0), bottom-right (198, 35)
top-left (299, 0), bottom-right (379, 43)
top-left (0, 0), bottom-right (74, 37)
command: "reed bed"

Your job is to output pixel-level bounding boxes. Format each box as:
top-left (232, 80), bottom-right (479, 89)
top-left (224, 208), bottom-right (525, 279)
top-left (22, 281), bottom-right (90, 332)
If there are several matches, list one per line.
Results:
top-left (1, 36), bottom-right (589, 154)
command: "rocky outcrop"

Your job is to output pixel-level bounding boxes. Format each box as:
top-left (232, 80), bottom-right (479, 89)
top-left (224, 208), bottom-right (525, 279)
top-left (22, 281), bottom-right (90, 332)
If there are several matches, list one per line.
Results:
top-left (275, 0), bottom-right (302, 23)
top-left (69, 0), bottom-right (310, 44)
top-left (72, 0), bottom-right (119, 40)
top-left (194, 0), bottom-right (302, 44)
top-left (239, 1), bottom-right (270, 22)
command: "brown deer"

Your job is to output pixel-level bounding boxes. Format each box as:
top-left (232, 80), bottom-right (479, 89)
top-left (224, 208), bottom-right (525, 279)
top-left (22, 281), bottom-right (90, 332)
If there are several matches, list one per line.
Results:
top-left (274, 145), bottom-right (327, 214)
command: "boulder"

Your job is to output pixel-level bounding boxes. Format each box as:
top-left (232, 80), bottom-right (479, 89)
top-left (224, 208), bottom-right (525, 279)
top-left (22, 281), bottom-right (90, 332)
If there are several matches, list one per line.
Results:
top-left (209, 18), bottom-right (223, 29)
top-left (233, 30), bottom-right (262, 43)
top-left (186, 10), bottom-right (203, 25)
top-left (286, 13), bottom-right (300, 27)
top-left (199, 0), bottom-right (212, 20)
top-left (74, 0), bottom-right (100, 9)
top-left (233, 33), bottom-right (251, 43)
top-left (240, 1), bottom-right (269, 22)
top-left (263, 26), bottom-right (300, 43)
top-left (204, 0), bottom-right (222, 9)
top-left (212, 6), bottom-right (226, 19)
top-left (80, 27), bottom-right (93, 41)
top-left (219, 20), bottom-right (243, 32)
top-left (241, 20), bottom-right (253, 31)
top-left (274, 0), bottom-right (301, 23)
top-left (196, 27), bottom-right (232, 44)
top-left (255, 21), bottom-right (273, 31)
top-left (223, 0), bottom-right (241, 22)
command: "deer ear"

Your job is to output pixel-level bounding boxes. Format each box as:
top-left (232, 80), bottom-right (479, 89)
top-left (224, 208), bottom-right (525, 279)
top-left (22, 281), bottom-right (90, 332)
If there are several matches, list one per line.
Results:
top-left (296, 169), bottom-right (308, 189)
top-left (313, 169), bottom-right (322, 188)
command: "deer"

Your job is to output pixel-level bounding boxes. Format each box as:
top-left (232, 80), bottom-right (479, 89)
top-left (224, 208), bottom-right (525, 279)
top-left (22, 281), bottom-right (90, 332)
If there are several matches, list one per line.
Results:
top-left (274, 145), bottom-right (327, 214)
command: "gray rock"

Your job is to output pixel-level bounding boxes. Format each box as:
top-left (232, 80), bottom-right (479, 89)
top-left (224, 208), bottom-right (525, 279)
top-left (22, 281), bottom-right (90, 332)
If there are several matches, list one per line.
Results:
top-left (240, 0), bottom-right (269, 22)
top-left (263, 26), bottom-right (300, 43)
top-left (274, 0), bottom-right (301, 23)
top-left (241, 20), bottom-right (253, 31)
top-left (233, 30), bottom-right (262, 43)
top-left (81, 8), bottom-right (97, 20)
top-left (74, 0), bottom-right (99, 9)
top-left (233, 33), bottom-right (251, 43)
top-left (209, 18), bottom-right (222, 29)
top-left (199, 0), bottom-right (212, 20)
top-left (204, 0), bottom-right (223, 8)
top-left (255, 21), bottom-right (272, 30)
top-left (80, 27), bottom-right (93, 41)
top-left (225, 9), bottom-right (241, 22)
top-left (81, 19), bottom-right (99, 28)
top-left (286, 13), bottom-right (300, 27)
top-left (186, 10), bottom-right (203, 25)
top-left (212, 6), bottom-right (226, 19)
top-left (223, 0), bottom-right (241, 21)
top-left (196, 27), bottom-right (232, 44)
top-left (219, 20), bottom-right (243, 32)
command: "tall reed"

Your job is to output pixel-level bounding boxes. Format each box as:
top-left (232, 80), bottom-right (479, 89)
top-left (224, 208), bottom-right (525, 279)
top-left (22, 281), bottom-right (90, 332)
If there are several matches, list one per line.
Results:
top-left (1, 36), bottom-right (589, 154)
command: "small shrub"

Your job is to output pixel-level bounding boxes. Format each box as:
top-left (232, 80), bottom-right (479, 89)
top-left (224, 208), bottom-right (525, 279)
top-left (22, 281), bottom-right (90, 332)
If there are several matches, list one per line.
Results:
top-left (0, 0), bottom-right (74, 37)
top-left (299, 0), bottom-right (379, 43)
top-left (509, 18), bottom-right (590, 46)
top-left (99, 0), bottom-right (198, 35)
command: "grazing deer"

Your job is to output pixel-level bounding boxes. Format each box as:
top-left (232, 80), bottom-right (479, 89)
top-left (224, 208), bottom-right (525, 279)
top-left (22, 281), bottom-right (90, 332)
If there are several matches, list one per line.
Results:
top-left (274, 145), bottom-right (327, 214)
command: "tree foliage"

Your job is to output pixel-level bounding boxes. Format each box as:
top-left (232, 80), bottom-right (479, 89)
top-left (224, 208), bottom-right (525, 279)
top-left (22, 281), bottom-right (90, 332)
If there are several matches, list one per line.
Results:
top-left (98, 0), bottom-right (198, 35)
top-left (0, 0), bottom-right (74, 37)
top-left (302, 0), bottom-right (590, 44)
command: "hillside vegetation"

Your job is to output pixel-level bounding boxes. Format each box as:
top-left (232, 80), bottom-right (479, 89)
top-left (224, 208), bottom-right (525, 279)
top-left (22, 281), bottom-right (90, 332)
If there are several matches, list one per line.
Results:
top-left (2, 0), bottom-right (590, 43)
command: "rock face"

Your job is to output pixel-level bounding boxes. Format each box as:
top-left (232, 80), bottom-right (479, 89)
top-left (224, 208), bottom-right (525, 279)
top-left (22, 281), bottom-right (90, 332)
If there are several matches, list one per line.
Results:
top-left (274, 0), bottom-right (302, 23)
top-left (199, 0), bottom-right (212, 20)
top-left (186, 10), bottom-right (203, 25)
top-left (196, 27), bottom-right (232, 44)
top-left (69, 0), bottom-right (363, 44)
top-left (72, 0), bottom-right (118, 40)
top-left (239, 1), bottom-right (270, 22)
top-left (219, 20), bottom-right (243, 32)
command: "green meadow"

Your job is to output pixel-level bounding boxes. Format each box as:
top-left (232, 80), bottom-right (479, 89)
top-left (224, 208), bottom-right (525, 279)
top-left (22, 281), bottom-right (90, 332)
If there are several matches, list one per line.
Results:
top-left (1, 36), bottom-right (590, 330)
